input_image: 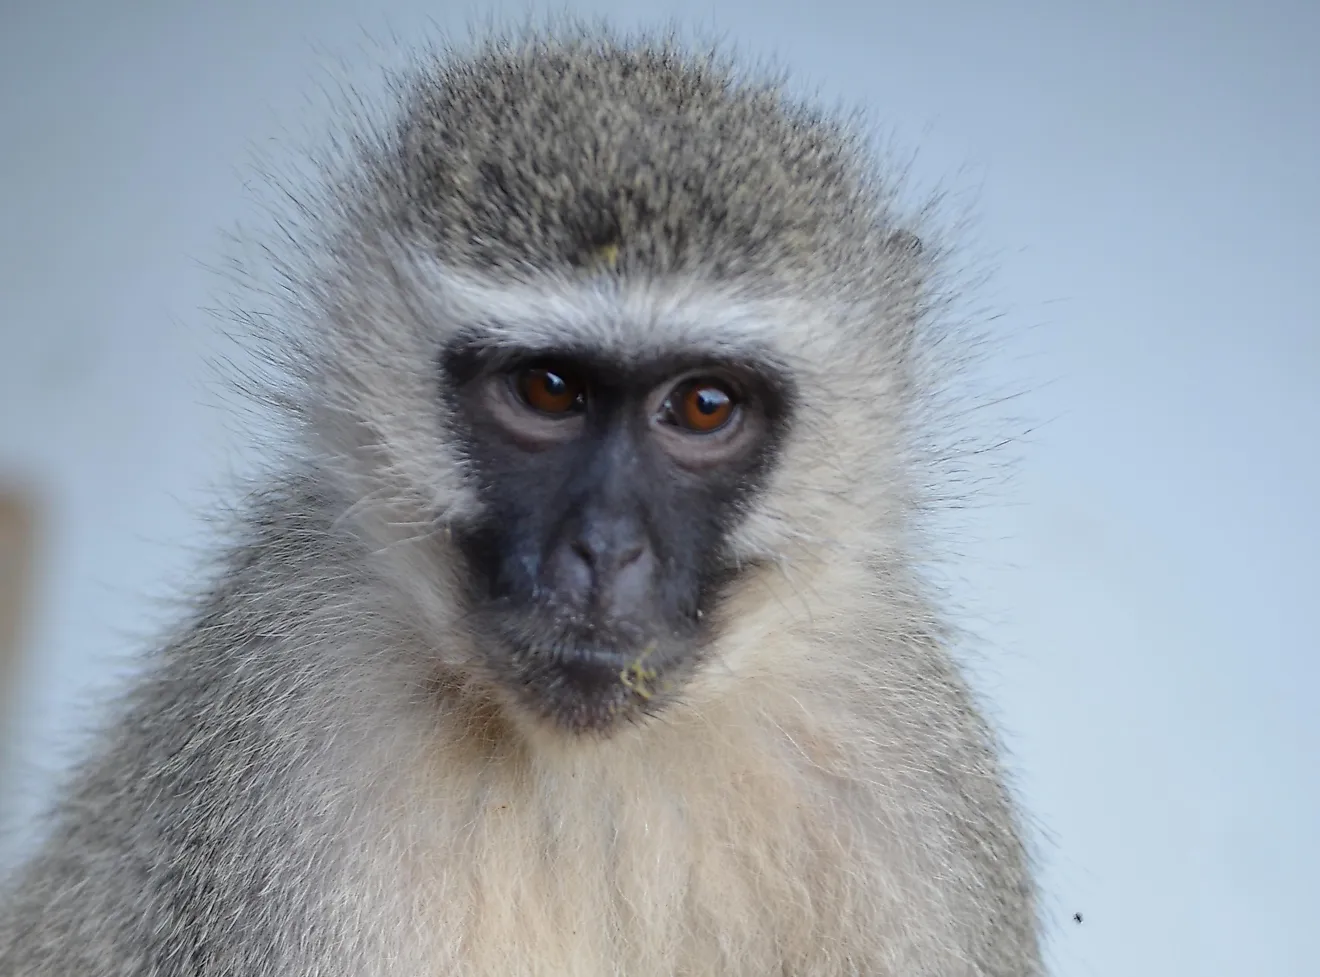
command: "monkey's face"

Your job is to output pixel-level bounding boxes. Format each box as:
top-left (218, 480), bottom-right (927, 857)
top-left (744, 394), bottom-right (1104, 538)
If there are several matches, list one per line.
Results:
top-left (441, 341), bottom-right (792, 734)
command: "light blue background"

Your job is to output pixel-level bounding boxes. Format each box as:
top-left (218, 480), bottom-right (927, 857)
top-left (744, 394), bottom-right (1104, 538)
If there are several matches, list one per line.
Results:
top-left (1, 1), bottom-right (1316, 973)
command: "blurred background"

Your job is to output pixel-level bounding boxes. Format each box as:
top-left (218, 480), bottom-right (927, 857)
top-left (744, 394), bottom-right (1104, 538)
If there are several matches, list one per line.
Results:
top-left (1, 0), bottom-right (1316, 973)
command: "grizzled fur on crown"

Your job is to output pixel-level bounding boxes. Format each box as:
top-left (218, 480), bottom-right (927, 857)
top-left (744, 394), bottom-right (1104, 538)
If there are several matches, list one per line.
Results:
top-left (362, 30), bottom-right (896, 285)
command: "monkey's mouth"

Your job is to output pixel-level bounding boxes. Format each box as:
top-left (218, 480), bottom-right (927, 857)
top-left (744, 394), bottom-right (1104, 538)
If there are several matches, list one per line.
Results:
top-left (488, 612), bottom-right (689, 734)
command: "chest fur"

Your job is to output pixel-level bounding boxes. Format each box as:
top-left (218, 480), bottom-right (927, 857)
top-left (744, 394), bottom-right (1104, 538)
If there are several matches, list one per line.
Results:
top-left (361, 714), bottom-right (895, 977)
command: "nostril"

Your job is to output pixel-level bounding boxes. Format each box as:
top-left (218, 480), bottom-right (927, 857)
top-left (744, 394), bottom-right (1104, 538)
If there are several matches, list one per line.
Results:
top-left (603, 542), bottom-right (654, 615)
top-left (546, 538), bottom-right (595, 606)
top-left (571, 538), bottom-right (596, 567)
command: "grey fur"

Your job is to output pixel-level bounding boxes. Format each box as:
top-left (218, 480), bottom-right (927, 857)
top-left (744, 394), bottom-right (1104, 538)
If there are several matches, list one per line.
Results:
top-left (0, 23), bottom-right (1042, 976)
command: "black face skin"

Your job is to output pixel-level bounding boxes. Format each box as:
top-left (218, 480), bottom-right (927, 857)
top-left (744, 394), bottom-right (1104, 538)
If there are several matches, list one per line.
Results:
top-left (440, 339), bottom-right (793, 734)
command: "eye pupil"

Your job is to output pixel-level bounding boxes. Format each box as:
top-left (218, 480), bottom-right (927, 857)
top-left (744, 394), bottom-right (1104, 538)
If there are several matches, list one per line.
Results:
top-left (695, 390), bottom-right (721, 414)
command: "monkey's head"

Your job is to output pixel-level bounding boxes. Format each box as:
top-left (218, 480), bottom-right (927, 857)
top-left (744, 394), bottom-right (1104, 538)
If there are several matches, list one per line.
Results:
top-left (275, 28), bottom-right (934, 737)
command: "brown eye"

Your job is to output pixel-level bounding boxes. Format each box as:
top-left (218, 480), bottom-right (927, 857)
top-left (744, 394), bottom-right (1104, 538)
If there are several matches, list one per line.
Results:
top-left (516, 367), bottom-right (585, 415)
top-left (666, 379), bottom-right (737, 433)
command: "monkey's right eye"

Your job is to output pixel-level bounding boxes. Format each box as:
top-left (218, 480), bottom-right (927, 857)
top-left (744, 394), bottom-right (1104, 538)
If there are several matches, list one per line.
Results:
top-left (514, 367), bottom-right (586, 415)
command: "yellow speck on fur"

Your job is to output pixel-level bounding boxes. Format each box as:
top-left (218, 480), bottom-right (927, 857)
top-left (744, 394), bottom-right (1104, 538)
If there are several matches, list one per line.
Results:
top-left (619, 641), bottom-right (659, 700)
top-left (595, 242), bottom-right (620, 270)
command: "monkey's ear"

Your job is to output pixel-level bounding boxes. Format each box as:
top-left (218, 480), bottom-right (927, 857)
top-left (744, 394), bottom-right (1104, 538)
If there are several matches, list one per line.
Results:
top-left (876, 228), bottom-right (929, 358)
top-left (879, 227), bottom-right (928, 300)
top-left (883, 228), bottom-right (928, 293)
top-left (884, 229), bottom-right (923, 259)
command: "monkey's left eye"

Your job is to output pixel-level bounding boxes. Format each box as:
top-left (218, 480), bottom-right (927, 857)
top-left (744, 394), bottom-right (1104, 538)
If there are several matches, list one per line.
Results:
top-left (661, 378), bottom-right (739, 434)
top-left (515, 367), bottom-right (586, 415)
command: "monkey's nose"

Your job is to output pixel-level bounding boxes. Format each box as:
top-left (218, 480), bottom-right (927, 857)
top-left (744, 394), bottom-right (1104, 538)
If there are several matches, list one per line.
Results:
top-left (570, 536), bottom-right (645, 572)
top-left (546, 520), bottom-right (654, 613)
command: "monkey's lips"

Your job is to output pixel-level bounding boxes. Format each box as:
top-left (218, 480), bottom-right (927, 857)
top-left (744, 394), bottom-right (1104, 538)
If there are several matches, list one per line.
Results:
top-left (488, 611), bottom-right (686, 734)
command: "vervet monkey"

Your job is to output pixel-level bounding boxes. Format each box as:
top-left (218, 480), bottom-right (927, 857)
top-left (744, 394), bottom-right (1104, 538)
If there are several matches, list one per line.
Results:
top-left (0, 24), bottom-right (1043, 976)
